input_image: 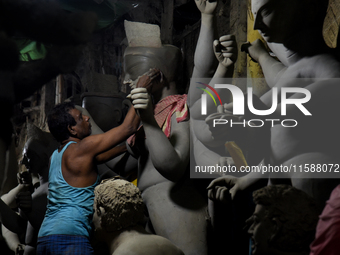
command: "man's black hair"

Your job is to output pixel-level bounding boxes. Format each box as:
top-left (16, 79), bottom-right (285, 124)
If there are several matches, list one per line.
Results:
top-left (47, 101), bottom-right (76, 143)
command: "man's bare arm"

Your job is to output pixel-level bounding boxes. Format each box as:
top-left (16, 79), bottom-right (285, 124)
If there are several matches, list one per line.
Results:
top-left (74, 105), bottom-right (135, 165)
top-left (74, 106), bottom-right (139, 160)
top-left (95, 144), bottom-right (127, 164)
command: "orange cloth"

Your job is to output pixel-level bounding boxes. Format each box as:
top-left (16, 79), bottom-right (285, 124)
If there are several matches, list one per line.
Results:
top-left (127, 94), bottom-right (188, 146)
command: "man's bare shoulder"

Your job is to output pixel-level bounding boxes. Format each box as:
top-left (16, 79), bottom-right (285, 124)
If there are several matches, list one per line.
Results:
top-left (62, 142), bottom-right (81, 159)
top-left (62, 142), bottom-right (94, 174)
top-left (63, 137), bottom-right (98, 158)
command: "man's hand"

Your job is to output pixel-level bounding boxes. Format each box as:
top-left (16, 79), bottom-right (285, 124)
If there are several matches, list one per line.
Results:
top-left (241, 39), bottom-right (269, 63)
top-left (207, 175), bottom-right (243, 201)
top-left (126, 68), bottom-right (163, 96)
top-left (136, 68), bottom-right (163, 93)
top-left (214, 35), bottom-right (237, 68)
top-left (195, 0), bottom-right (218, 15)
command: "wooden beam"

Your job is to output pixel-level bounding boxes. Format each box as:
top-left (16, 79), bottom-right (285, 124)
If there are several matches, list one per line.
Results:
top-left (161, 0), bottom-right (174, 44)
top-left (247, 0), bottom-right (268, 97)
top-left (230, 0), bottom-right (247, 91)
top-left (55, 74), bottom-right (64, 105)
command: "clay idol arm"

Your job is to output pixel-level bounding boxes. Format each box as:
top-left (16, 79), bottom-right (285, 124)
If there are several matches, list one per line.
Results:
top-left (243, 39), bottom-right (287, 88)
top-left (190, 35), bottom-right (237, 119)
top-left (144, 114), bottom-right (190, 182)
top-left (191, 128), bottom-right (233, 178)
top-left (131, 88), bottom-right (189, 182)
top-left (1, 225), bottom-right (24, 253)
top-left (189, 0), bottom-right (218, 106)
top-left (0, 199), bottom-right (26, 234)
top-left (192, 0), bottom-right (218, 78)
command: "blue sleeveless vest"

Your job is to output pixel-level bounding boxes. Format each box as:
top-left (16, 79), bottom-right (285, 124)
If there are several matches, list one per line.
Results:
top-left (38, 141), bottom-right (99, 238)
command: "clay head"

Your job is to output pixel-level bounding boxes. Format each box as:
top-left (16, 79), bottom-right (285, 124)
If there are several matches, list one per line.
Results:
top-left (93, 178), bottom-right (144, 232)
top-left (123, 20), bottom-right (182, 92)
top-left (252, 0), bottom-right (329, 43)
top-left (21, 124), bottom-right (58, 175)
top-left (47, 101), bottom-right (91, 142)
top-left (21, 138), bottom-right (48, 175)
top-left (123, 45), bottom-right (182, 90)
top-left (247, 185), bottom-right (319, 255)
